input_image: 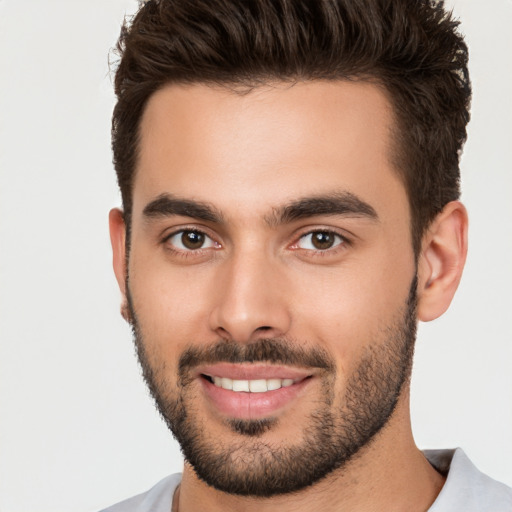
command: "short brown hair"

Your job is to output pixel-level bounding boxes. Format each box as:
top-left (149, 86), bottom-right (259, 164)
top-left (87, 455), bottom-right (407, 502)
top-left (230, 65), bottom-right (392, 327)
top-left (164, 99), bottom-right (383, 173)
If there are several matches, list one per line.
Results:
top-left (112, 0), bottom-right (471, 254)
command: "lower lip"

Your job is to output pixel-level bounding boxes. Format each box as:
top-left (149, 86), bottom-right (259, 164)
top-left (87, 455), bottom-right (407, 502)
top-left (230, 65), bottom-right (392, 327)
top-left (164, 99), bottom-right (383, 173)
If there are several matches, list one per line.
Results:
top-left (200, 377), bottom-right (312, 419)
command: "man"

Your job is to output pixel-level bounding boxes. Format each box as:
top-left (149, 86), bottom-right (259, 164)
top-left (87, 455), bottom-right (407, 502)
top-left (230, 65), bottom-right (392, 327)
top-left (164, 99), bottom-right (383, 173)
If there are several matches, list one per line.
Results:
top-left (103, 0), bottom-right (512, 510)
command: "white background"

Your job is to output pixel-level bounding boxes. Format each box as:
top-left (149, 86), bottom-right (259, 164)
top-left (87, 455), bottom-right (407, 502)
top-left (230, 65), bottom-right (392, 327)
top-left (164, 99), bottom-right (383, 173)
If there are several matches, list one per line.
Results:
top-left (0, 1), bottom-right (511, 511)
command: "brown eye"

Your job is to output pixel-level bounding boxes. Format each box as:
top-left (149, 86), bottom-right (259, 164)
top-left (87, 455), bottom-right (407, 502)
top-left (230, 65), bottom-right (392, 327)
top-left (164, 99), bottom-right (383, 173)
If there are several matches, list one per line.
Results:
top-left (311, 232), bottom-right (335, 249)
top-left (182, 231), bottom-right (205, 249)
top-left (297, 231), bottom-right (344, 251)
top-left (166, 230), bottom-right (217, 251)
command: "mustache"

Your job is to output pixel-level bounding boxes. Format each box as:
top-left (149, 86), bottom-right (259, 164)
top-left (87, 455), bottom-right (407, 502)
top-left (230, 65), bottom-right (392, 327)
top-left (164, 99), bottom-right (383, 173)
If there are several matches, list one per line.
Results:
top-left (178, 338), bottom-right (335, 376)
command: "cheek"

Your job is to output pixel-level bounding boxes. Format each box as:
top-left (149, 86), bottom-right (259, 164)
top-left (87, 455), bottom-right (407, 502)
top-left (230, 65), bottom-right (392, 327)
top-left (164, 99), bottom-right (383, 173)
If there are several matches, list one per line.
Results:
top-left (128, 251), bottom-right (216, 354)
top-left (287, 255), bottom-right (415, 369)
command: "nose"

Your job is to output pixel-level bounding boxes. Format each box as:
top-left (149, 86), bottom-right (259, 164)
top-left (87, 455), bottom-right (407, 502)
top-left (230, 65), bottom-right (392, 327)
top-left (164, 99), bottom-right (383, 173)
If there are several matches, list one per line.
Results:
top-left (209, 249), bottom-right (292, 343)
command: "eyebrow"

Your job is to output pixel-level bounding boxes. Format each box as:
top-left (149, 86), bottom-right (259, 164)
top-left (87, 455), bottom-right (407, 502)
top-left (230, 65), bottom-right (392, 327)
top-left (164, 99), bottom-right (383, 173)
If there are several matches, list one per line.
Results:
top-left (142, 191), bottom-right (378, 226)
top-left (142, 194), bottom-right (224, 224)
top-left (266, 192), bottom-right (378, 226)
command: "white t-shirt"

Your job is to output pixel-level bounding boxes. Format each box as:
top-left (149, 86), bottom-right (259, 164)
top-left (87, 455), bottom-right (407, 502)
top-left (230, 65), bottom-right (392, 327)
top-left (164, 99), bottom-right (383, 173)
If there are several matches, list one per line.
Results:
top-left (100, 448), bottom-right (512, 511)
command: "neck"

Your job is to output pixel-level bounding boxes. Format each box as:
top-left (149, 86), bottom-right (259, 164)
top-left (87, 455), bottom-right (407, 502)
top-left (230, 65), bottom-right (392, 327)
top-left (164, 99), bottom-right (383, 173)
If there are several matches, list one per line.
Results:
top-left (175, 392), bottom-right (445, 512)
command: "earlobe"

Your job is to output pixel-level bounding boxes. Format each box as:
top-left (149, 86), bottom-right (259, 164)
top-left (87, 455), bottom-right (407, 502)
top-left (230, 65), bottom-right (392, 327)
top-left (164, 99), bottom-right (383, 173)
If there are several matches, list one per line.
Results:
top-left (109, 208), bottom-right (130, 322)
top-left (417, 201), bottom-right (468, 322)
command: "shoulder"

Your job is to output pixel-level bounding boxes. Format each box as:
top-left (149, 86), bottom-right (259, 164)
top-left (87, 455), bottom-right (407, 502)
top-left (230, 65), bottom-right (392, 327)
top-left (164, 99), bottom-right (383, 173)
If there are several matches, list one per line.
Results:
top-left (425, 448), bottom-right (512, 511)
top-left (99, 473), bottom-right (182, 512)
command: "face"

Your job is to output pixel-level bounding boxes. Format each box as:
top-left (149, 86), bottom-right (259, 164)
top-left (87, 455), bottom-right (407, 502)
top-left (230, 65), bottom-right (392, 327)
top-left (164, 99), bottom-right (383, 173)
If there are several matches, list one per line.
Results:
top-left (118, 81), bottom-right (418, 496)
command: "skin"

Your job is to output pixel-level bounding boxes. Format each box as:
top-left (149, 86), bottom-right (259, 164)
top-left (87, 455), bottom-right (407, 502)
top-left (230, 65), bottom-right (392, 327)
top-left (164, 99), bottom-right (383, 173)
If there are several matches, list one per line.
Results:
top-left (110, 80), bottom-right (468, 512)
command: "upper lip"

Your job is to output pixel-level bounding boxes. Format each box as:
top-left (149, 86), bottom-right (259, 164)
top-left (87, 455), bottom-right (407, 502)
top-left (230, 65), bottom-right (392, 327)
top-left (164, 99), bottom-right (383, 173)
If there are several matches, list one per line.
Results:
top-left (195, 363), bottom-right (315, 381)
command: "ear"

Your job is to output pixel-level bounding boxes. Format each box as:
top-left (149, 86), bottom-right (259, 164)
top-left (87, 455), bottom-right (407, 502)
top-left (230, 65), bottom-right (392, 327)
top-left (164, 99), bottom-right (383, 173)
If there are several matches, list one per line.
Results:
top-left (109, 208), bottom-right (131, 323)
top-left (417, 201), bottom-right (468, 322)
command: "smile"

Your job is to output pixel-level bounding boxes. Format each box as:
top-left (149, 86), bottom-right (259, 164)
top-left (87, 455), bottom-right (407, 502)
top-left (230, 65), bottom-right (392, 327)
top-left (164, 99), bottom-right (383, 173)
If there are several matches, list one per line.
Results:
top-left (203, 375), bottom-right (297, 393)
top-left (196, 363), bottom-right (315, 419)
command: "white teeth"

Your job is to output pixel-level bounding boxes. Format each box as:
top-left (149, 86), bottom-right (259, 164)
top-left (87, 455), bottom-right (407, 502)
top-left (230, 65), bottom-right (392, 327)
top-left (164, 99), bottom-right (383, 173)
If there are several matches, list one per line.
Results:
top-left (266, 378), bottom-right (282, 391)
top-left (210, 376), bottom-right (297, 392)
top-left (220, 377), bottom-right (233, 390)
top-left (249, 379), bottom-right (268, 393)
top-left (232, 379), bottom-right (250, 392)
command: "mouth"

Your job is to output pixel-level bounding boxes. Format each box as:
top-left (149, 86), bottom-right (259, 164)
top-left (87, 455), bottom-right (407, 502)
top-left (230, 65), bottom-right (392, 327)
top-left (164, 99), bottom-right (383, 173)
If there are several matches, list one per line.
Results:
top-left (196, 363), bottom-right (315, 420)
top-left (202, 374), bottom-right (301, 392)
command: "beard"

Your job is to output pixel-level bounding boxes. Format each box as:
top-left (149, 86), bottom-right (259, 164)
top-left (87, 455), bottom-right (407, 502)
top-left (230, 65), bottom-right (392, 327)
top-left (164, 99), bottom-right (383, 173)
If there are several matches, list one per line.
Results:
top-left (126, 277), bottom-right (417, 497)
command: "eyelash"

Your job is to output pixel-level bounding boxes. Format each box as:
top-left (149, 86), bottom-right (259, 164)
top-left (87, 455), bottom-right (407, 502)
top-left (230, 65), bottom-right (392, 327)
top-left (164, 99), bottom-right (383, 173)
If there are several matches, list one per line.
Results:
top-left (291, 229), bottom-right (351, 256)
top-left (162, 227), bottom-right (221, 259)
top-left (161, 227), bottom-right (351, 258)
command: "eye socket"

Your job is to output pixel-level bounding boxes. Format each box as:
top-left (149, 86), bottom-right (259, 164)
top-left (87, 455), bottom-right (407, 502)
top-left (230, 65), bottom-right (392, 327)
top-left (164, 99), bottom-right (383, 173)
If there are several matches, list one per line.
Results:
top-left (296, 231), bottom-right (345, 251)
top-left (166, 230), bottom-right (218, 251)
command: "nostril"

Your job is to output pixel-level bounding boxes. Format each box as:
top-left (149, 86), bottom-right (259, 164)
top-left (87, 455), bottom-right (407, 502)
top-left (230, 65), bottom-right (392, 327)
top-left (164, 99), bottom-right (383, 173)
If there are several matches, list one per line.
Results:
top-left (256, 326), bottom-right (272, 332)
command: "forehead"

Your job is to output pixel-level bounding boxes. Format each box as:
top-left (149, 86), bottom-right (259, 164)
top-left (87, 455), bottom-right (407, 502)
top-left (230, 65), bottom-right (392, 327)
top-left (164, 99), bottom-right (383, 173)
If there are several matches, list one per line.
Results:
top-left (134, 80), bottom-right (406, 223)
